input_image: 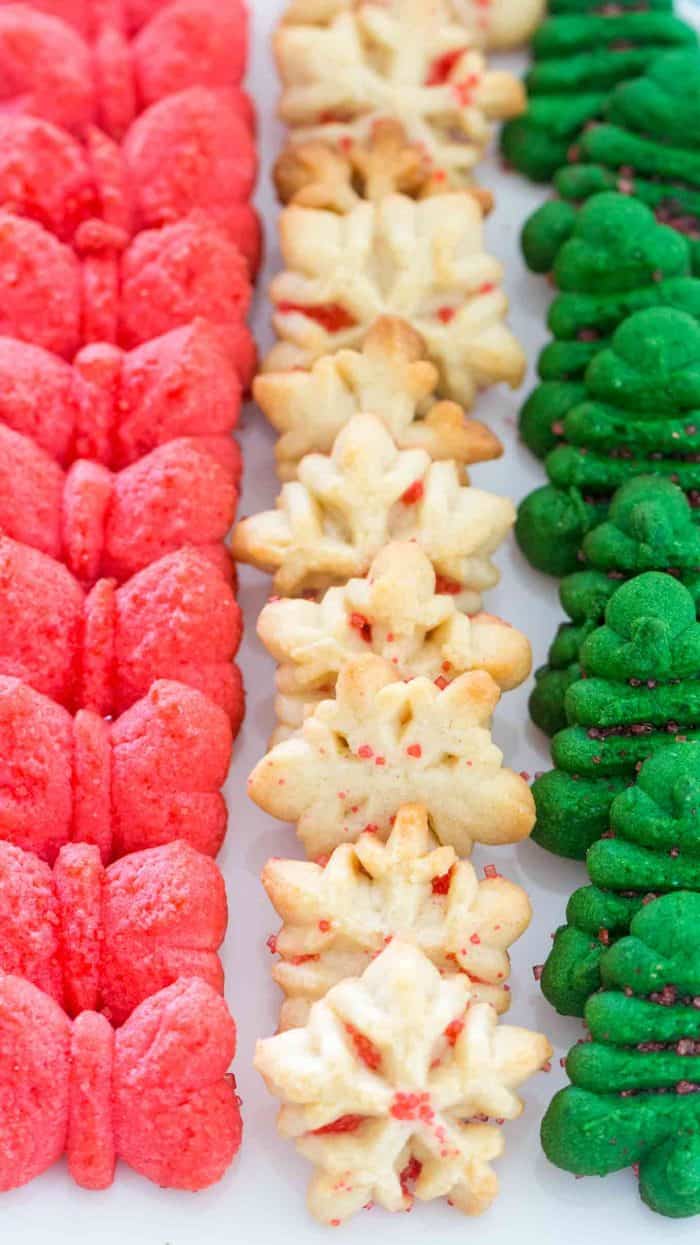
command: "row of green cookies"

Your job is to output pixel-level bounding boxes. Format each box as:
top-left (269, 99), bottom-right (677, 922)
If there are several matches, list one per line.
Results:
top-left (505, 87), bottom-right (700, 1213)
top-left (502, 15), bottom-right (700, 1208)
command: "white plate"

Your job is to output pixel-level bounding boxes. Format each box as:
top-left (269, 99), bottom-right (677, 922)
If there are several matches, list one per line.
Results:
top-left (9, 2), bottom-right (700, 1240)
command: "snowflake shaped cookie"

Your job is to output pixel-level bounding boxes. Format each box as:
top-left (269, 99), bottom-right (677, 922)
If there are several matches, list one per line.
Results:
top-left (255, 938), bottom-right (552, 1224)
top-left (254, 316), bottom-right (502, 480)
top-left (274, 0), bottom-right (525, 188)
top-left (264, 194), bottom-right (526, 407)
top-left (274, 119), bottom-right (495, 214)
top-left (258, 541), bottom-right (531, 739)
top-left (247, 653), bottom-right (535, 858)
top-left (264, 802), bottom-right (532, 1028)
top-left (231, 414), bottom-right (515, 608)
top-left (281, 0), bottom-right (545, 53)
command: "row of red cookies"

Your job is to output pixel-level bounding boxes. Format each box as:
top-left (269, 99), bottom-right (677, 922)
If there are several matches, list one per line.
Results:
top-left (0, 0), bottom-right (257, 1198)
top-left (233, 0), bottom-right (553, 1229)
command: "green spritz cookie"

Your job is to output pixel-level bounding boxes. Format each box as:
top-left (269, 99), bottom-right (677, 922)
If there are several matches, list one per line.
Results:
top-left (531, 477), bottom-right (700, 737)
top-left (532, 572), bottom-right (700, 859)
top-left (542, 891), bottom-right (700, 1218)
top-left (517, 306), bottom-right (700, 576)
top-left (519, 195), bottom-right (700, 461)
top-left (543, 744), bottom-right (700, 1015)
top-left (500, 7), bottom-right (694, 182)
top-left (527, 49), bottom-right (700, 271)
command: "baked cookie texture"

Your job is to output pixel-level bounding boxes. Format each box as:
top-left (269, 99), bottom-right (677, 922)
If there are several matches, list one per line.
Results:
top-left (0, 0), bottom-right (251, 137)
top-left (501, 5), bottom-right (694, 182)
top-left (263, 802), bottom-right (531, 1028)
top-left (542, 891), bottom-right (700, 1218)
top-left (532, 572), bottom-right (700, 860)
top-left (0, 322), bottom-right (243, 470)
top-left (527, 48), bottom-right (700, 272)
top-left (258, 541), bottom-right (531, 741)
top-left (248, 653), bottom-right (535, 859)
top-left (517, 306), bottom-right (700, 577)
top-left (281, 0), bottom-right (545, 50)
top-left (530, 477), bottom-right (700, 737)
top-left (0, 675), bottom-right (232, 863)
top-left (274, 0), bottom-right (525, 189)
top-left (0, 973), bottom-right (241, 1192)
top-left (232, 414), bottom-right (516, 610)
top-left (264, 193), bottom-right (526, 407)
top-left (543, 745), bottom-right (700, 1016)
top-left (0, 209), bottom-right (256, 387)
top-left (0, 425), bottom-right (240, 583)
top-left (0, 89), bottom-right (260, 276)
top-left (0, 536), bottom-right (244, 727)
top-left (254, 316), bottom-right (502, 481)
top-left (256, 939), bottom-right (551, 1224)
top-left (0, 838), bottom-right (226, 1024)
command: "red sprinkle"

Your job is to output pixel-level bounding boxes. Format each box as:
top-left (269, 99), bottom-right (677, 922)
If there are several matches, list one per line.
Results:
top-left (358, 744), bottom-right (374, 759)
top-left (407, 744), bottom-right (422, 758)
top-left (346, 1024), bottom-right (382, 1071)
top-left (532, 964), bottom-right (544, 981)
top-left (312, 1114), bottom-right (365, 1135)
top-left (483, 864), bottom-right (499, 879)
top-left (470, 933), bottom-right (481, 945)
top-left (434, 676), bottom-right (448, 689)
top-left (432, 866), bottom-right (454, 895)
top-left (276, 301), bottom-right (356, 333)
top-left (437, 306), bottom-right (457, 323)
top-left (391, 1092), bottom-right (434, 1122)
top-left (435, 575), bottom-right (462, 595)
top-left (350, 613), bottom-right (373, 643)
top-left (399, 1156), bottom-right (423, 1198)
top-left (319, 919), bottom-right (331, 933)
top-left (444, 1018), bottom-right (465, 1045)
top-left (401, 480), bottom-right (425, 505)
top-left (425, 47), bottom-right (468, 85)
top-left (266, 934), bottom-right (278, 955)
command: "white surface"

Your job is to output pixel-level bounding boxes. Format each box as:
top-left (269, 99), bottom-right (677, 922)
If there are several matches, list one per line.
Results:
top-left (7, 2), bottom-right (700, 1241)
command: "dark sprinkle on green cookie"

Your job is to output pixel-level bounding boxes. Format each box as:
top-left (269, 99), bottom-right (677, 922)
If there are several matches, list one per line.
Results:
top-left (517, 304), bottom-right (700, 574)
top-left (530, 477), bottom-right (700, 736)
top-left (543, 744), bottom-right (700, 1015)
top-left (532, 573), bottom-right (700, 859)
top-left (542, 891), bottom-right (700, 1217)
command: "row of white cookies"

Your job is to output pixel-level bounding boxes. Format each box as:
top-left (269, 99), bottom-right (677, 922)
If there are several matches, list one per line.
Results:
top-left (244, 1), bottom-right (551, 1227)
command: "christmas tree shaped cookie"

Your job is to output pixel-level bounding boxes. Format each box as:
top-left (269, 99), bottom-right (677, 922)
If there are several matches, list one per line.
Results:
top-left (529, 49), bottom-right (700, 275)
top-left (517, 306), bottom-right (700, 577)
top-left (543, 745), bottom-right (700, 1016)
top-left (500, 4), bottom-right (694, 182)
top-left (532, 572), bottom-right (700, 860)
top-left (543, 891), bottom-right (700, 1219)
top-left (519, 194), bottom-right (700, 461)
top-left (531, 478), bottom-right (700, 737)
